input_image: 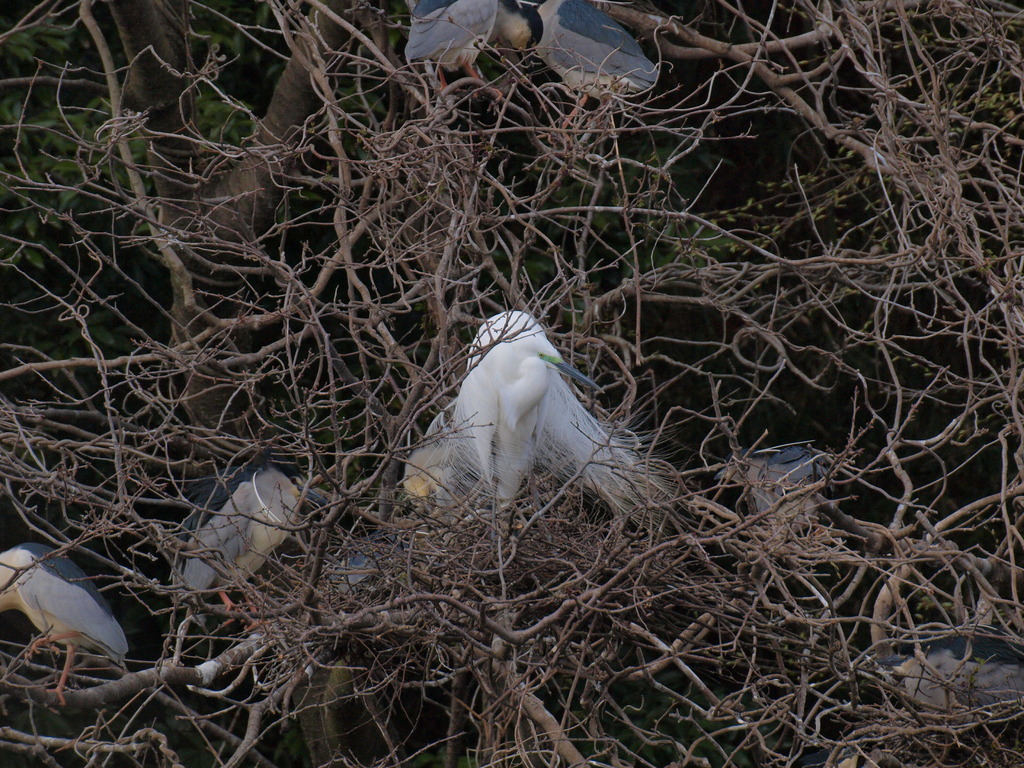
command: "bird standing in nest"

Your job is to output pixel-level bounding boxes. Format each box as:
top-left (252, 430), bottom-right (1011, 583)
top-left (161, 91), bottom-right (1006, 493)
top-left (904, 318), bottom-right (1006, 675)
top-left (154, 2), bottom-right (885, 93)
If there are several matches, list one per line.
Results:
top-left (405, 310), bottom-right (674, 515)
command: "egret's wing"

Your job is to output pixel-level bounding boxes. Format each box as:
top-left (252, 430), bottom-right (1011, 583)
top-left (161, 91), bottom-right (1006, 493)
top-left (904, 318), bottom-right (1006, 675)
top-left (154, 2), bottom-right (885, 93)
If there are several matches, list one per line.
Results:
top-left (18, 563), bottom-right (127, 661)
top-left (404, 410), bottom-right (453, 498)
top-left (451, 364), bottom-right (500, 490)
top-left (406, 0), bottom-right (497, 61)
top-left (541, 0), bottom-right (656, 86)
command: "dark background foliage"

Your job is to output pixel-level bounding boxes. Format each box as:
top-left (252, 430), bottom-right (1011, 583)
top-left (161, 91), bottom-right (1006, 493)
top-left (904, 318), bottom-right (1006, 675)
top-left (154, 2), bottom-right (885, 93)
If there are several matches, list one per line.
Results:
top-left (2, 0), bottom-right (1024, 765)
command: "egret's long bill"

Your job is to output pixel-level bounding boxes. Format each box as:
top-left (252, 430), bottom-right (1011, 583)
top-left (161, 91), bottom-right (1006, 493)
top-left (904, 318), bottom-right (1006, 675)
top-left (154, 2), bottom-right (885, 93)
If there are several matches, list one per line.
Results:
top-left (540, 354), bottom-right (598, 389)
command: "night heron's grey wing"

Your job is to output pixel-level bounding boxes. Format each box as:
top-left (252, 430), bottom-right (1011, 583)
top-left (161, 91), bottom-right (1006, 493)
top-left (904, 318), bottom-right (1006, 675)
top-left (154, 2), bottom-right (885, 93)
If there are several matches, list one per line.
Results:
top-left (955, 632), bottom-right (1024, 703)
top-left (337, 550), bottom-right (375, 592)
top-left (760, 445), bottom-right (826, 485)
top-left (406, 0), bottom-right (497, 61)
top-left (17, 543), bottom-right (114, 617)
top-left (543, 0), bottom-right (656, 86)
top-left (18, 560), bottom-right (127, 662)
top-left (971, 660), bottom-right (1024, 703)
top-left (180, 473), bottom-right (257, 591)
top-left (883, 632), bottom-right (1024, 707)
top-left (739, 444), bottom-right (828, 515)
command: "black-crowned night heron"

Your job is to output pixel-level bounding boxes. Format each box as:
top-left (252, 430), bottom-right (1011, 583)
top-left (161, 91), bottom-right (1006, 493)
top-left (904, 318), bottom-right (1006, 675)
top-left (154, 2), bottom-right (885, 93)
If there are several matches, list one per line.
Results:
top-left (406, 0), bottom-right (538, 87)
top-left (0, 543), bottom-right (128, 705)
top-left (878, 628), bottom-right (1024, 708)
top-left (526, 0), bottom-right (657, 96)
top-left (495, 0), bottom-right (542, 49)
top-left (406, 0), bottom-right (496, 84)
top-left (719, 444), bottom-right (829, 516)
top-left (178, 452), bottom-right (318, 605)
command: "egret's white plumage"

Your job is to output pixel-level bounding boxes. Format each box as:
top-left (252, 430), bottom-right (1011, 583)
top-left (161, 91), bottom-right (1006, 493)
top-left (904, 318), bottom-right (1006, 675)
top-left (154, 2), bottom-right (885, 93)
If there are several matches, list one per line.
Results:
top-left (405, 311), bottom-right (674, 511)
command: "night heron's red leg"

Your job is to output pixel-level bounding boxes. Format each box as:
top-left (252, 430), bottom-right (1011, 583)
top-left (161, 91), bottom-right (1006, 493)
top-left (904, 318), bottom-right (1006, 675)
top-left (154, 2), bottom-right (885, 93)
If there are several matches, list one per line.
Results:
top-left (218, 591), bottom-right (262, 630)
top-left (26, 631), bottom-right (80, 657)
top-left (560, 94), bottom-right (594, 128)
top-left (54, 643), bottom-right (76, 706)
top-left (464, 62), bottom-right (503, 99)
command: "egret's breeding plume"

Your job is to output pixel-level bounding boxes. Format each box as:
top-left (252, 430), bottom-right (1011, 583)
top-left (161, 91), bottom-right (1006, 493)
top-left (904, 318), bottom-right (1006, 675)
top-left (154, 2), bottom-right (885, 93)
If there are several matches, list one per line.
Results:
top-left (0, 543), bottom-right (128, 705)
top-left (878, 628), bottom-right (1024, 708)
top-left (527, 0), bottom-right (657, 96)
top-left (178, 452), bottom-right (315, 600)
top-left (405, 311), bottom-right (673, 512)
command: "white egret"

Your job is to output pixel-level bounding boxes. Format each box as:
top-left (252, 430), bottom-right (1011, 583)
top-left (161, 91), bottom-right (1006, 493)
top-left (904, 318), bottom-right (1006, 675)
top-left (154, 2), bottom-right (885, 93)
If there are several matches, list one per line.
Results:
top-left (404, 310), bottom-right (674, 511)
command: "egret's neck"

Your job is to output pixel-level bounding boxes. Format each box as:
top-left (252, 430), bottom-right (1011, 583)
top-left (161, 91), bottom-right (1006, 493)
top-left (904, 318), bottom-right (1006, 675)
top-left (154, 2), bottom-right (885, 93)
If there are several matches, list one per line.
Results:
top-left (504, 356), bottom-right (551, 430)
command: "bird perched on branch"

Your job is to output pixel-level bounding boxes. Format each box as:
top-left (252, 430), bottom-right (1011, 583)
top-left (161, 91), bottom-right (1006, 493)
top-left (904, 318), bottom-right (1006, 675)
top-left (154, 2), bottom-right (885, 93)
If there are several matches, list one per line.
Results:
top-left (525, 0), bottom-right (658, 96)
top-left (404, 310), bottom-right (673, 512)
top-left (719, 443), bottom-right (829, 517)
top-left (406, 0), bottom-right (540, 88)
top-left (877, 627), bottom-right (1024, 708)
top-left (178, 452), bottom-right (322, 605)
top-left (0, 542), bottom-right (127, 705)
